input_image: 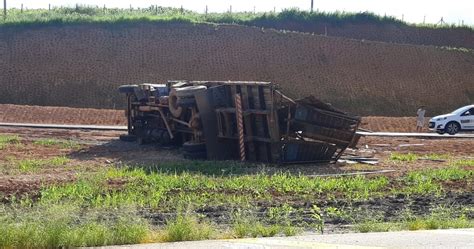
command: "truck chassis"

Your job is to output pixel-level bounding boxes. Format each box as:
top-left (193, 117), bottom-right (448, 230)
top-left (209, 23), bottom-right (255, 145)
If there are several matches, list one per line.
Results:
top-left (119, 81), bottom-right (361, 164)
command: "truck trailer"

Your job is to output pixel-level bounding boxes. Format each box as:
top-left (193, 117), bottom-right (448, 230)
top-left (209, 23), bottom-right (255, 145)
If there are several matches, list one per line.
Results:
top-left (118, 81), bottom-right (361, 164)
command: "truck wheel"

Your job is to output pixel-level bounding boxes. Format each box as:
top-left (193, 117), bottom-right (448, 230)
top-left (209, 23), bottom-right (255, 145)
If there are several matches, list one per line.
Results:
top-left (183, 142), bottom-right (206, 153)
top-left (169, 89), bottom-right (183, 118)
top-left (445, 122), bottom-right (460, 135)
top-left (118, 85), bottom-right (137, 94)
top-left (183, 151), bottom-right (207, 160)
top-left (119, 134), bottom-right (136, 142)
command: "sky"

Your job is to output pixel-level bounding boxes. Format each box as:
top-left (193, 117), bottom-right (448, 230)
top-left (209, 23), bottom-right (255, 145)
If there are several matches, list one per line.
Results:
top-left (6, 0), bottom-right (474, 25)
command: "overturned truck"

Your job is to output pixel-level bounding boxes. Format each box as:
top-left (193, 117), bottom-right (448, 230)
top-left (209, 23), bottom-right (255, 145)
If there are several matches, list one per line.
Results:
top-left (119, 81), bottom-right (361, 163)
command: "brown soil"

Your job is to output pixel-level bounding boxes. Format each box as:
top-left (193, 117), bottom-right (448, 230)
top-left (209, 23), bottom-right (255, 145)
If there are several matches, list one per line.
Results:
top-left (0, 104), bottom-right (125, 125)
top-left (361, 116), bottom-right (425, 132)
top-left (252, 22), bottom-right (474, 49)
top-left (0, 104), bottom-right (445, 133)
top-left (1, 23), bottom-right (473, 116)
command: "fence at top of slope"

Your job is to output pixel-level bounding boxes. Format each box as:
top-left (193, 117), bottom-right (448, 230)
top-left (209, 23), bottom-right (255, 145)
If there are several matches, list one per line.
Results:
top-left (1, 6), bottom-right (473, 49)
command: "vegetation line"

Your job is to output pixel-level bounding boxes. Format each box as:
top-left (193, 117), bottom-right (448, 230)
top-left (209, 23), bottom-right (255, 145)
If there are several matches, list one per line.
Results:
top-left (1, 6), bottom-right (472, 31)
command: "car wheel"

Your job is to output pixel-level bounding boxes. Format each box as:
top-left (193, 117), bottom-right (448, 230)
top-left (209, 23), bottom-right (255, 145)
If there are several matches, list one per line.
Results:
top-left (445, 122), bottom-right (460, 135)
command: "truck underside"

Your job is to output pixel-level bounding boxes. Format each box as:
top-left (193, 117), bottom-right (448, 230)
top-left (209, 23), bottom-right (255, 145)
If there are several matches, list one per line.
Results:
top-left (119, 81), bottom-right (361, 164)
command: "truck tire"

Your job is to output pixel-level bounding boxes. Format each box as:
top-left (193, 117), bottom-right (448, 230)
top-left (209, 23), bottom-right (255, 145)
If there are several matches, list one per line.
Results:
top-left (118, 85), bottom-right (137, 94)
top-left (183, 142), bottom-right (206, 153)
top-left (119, 134), bottom-right (136, 142)
top-left (169, 89), bottom-right (183, 118)
top-left (175, 86), bottom-right (207, 98)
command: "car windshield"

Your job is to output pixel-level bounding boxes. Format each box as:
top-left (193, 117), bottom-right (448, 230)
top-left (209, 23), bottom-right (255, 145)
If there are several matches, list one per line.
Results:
top-left (451, 106), bottom-right (471, 114)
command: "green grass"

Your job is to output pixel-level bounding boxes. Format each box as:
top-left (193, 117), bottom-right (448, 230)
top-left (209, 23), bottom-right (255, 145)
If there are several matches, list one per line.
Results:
top-left (452, 159), bottom-right (474, 167)
top-left (161, 213), bottom-right (215, 242)
top-left (390, 152), bottom-right (418, 162)
top-left (390, 153), bottom-right (468, 164)
top-left (37, 167), bottom-right (390, 209)
top-left (0, 204), bottom-right (149, 247)
top-left (13, 156), bottom-right (70, 172)
top-left (1, 161), bottom-right (472, 246)
top-left (397, 165), bottom-right (473, 195)
top-left (0, 135), bottom-right (20, 149)
top-left (233, 222), bottom-right (281, 238)
top-left (404, 165), bottom-right (472, 183)
top-left (136, 160), bottom-right (251, 176)
top-left (33, 139), bottom-right (81, 149)
top-left (356, 206), bottom-right (474, 233)
top-left (356, 220), bottom-right (403, 233)
top-left (1, 6), bottom-right (471, 32)
top-left (34, 164), bottom-right (472, 209)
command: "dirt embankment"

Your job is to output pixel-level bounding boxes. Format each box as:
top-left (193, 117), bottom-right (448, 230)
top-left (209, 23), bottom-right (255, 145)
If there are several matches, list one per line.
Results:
top-left (251, 21), bottom-right (474, 49)
top-left (0, 23), bottom-right (473, 116)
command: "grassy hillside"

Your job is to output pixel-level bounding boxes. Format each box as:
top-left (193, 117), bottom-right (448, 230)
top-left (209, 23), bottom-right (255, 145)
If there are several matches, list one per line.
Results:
top-left (1, 6), bottom-right (473, 49)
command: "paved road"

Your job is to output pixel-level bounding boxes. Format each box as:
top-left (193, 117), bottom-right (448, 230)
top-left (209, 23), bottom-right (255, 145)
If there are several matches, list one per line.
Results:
top-left (105, 229), bottom-right (474, 249)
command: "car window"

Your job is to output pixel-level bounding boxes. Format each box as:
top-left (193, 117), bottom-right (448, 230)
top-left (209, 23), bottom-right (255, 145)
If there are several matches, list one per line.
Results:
top-left (468, 108), bottom-right (474, 116)
top-left (462, 108), bottom-right (474, 116)
top-left (452, 106), bottom-right (470, 115)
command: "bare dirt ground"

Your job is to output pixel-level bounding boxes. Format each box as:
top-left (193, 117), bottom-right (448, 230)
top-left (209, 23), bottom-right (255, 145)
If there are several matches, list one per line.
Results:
top-left (0, 104), bottom-right (125, 125)
top-left (361, 116), bottom-right (423, 132)
top-left (0, 104), bottom-right (434, 132)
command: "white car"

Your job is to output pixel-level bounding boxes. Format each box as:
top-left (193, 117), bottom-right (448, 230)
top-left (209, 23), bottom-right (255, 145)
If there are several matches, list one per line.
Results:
top-left (429, 105), bottom-right (474, 135)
